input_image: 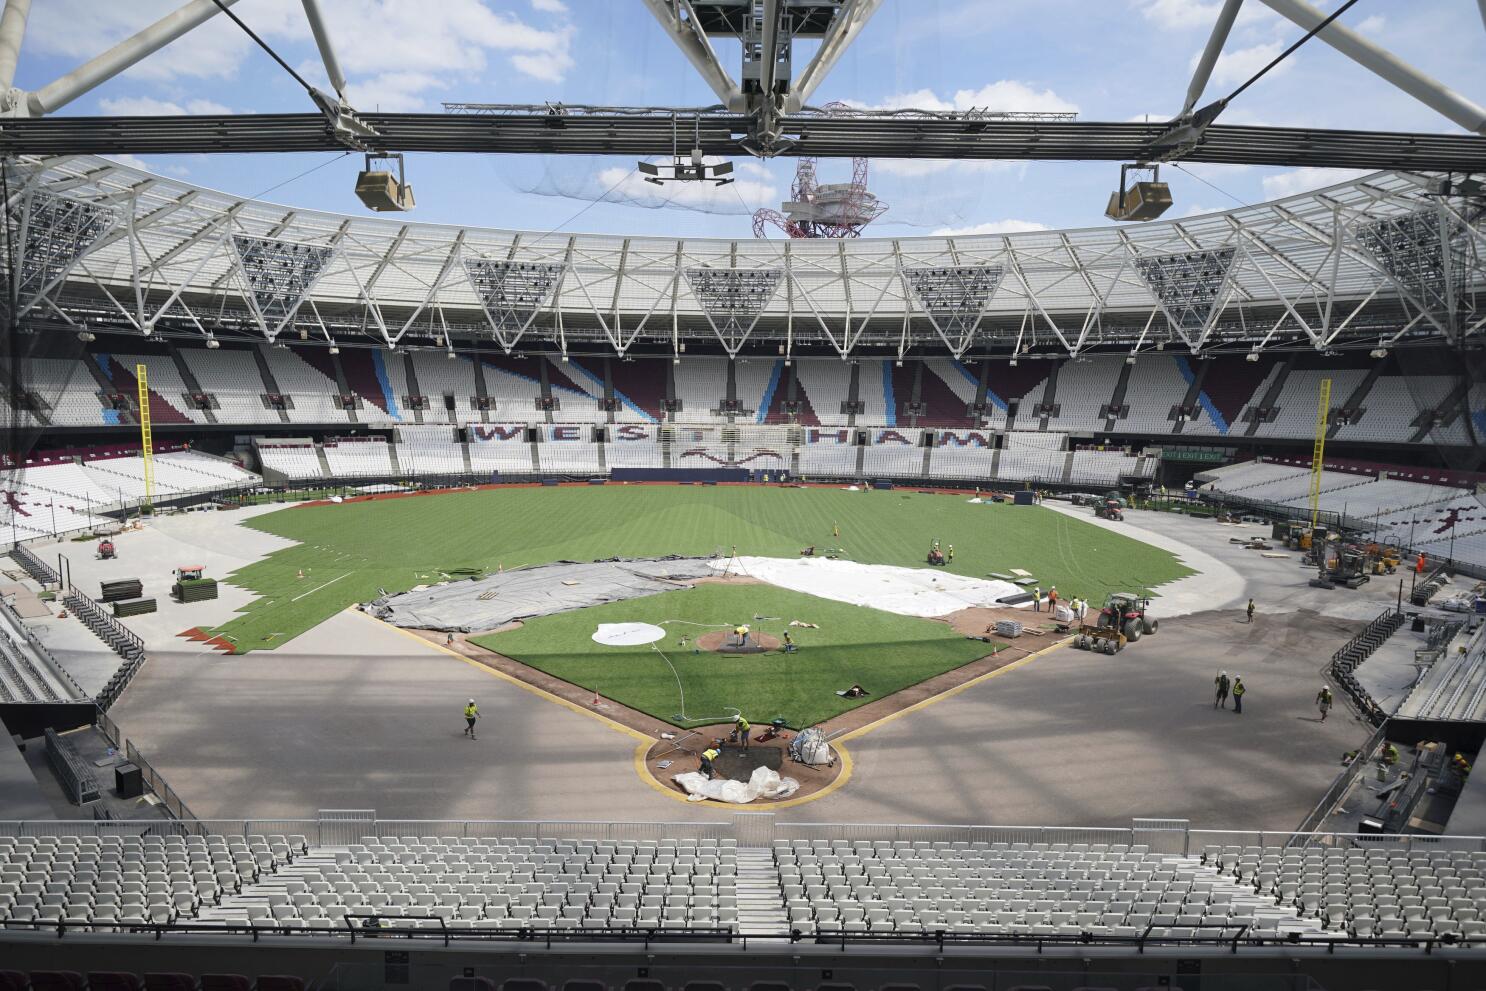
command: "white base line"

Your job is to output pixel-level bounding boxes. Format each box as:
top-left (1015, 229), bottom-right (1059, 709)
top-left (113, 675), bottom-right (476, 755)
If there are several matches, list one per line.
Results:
top-left (291, 572), bottom-right (351, 602)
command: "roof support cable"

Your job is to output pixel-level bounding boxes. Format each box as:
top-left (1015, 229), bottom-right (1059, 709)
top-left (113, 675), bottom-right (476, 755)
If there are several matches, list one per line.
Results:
top-left (207, 0), bottom-right (380, 151)
top-left (1151, 0), bottom-right (1363, 159)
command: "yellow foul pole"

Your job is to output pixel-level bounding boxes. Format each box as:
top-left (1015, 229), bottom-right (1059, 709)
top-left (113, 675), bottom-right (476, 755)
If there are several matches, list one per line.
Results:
top-left (1308, 377), bottom-right (1331, 528)
top-left (136, 363), bottom-right (155, 511)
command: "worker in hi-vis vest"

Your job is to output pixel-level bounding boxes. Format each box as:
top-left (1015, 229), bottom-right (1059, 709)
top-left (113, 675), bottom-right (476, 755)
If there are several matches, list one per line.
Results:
top-left (700, 747), bottom-right (720, 780)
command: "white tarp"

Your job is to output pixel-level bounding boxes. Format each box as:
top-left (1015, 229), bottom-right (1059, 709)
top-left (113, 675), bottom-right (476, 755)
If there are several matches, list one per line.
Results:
top-left (593, 622), bottom-right (666, 645)
top-left (708, 556), bottom-right (1023, 618)
top-left (366, 557), bottom-right (718, 632)
top-left (672, 766), bottom-right (800, 804)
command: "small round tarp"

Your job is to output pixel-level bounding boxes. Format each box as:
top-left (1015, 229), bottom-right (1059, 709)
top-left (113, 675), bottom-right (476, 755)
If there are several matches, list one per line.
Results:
top-left (592, 622), bottom-right (666, 646)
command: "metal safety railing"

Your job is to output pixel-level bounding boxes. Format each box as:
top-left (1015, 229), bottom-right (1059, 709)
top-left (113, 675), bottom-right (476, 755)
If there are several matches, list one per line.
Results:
top-left (1, 916), bottom-right (1482, 956)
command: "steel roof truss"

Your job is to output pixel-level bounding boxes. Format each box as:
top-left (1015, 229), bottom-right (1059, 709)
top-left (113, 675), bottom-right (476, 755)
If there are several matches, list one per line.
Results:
top-left (463, 256), bottom-right (566, 352)
top-left (683, 265), bottom-right (783, 357)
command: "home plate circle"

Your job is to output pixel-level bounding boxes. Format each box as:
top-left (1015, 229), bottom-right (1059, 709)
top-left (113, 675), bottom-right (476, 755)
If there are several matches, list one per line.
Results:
top-left (592, 623), bottom-right (666, 646)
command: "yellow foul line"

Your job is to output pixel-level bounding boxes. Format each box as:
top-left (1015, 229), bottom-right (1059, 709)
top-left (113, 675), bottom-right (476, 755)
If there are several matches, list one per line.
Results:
top-left (353, 607), bottom-right (1066, 810)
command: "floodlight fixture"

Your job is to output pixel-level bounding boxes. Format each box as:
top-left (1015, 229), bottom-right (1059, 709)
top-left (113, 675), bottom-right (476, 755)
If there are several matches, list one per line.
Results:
top-left (1105, 164), bottom-right (1173, 222)
top-left (205, 337), bottom-right (220, 349)
top-left (328, 344), bottom-right (339, 355)
top-left (1370, 347), bottom-right (1389, 358)
top-left (355, 153), bottom-right (416, 212)
top-left (1245, 350), bottom-right (1260, 362)
top-left (76, 329), bottom-right (94, 342)
top-left (638, 115), bottom-right (735, 186)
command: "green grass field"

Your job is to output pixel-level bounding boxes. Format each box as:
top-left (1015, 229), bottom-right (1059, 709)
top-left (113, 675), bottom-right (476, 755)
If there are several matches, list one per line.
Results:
top-left (208, 486), bottom-right (1192, 652)
top-left (471, 584), bottom-right (996, 728)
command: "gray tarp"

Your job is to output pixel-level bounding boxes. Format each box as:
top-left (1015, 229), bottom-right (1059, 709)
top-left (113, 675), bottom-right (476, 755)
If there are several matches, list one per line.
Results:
top-left (364, 557), bottom-right (720, 633)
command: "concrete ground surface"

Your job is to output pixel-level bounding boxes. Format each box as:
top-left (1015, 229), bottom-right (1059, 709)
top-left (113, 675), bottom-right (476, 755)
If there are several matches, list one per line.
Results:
top-left (16, 501), bottom-right (1452, 831)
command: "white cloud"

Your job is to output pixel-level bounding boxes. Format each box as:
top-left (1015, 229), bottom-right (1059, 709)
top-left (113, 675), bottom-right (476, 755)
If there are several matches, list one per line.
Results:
top-left (1356, 14), bottom-right (1386, 35)
top-left (103, 154), bottom-right (189, 177)
top-left (27, 0), bottom-right (264, 81)
top-left (1138, 0), bottom-right (1222, 30)
top-left (932, 219), bottom-right (1049, 237)
top-left (861, 80), bottom-right (1078, 116)
top-left (1177, 203), bottom-right (1228, 219)
top-left (511, 45), bottom-right (575, 83)
top-left (299, 0), bottom-right (575, 82)
top-left (31, 0), bottom-right (575, 93)
top-left (733, 161), bottom-right (775, 180)
top-left (874, 158), bottom-right (1013, 178)
top-left (1138, 0), bottom-right (1275, 31)
top-left (1204, 41), bottom-right (1293, 88)
top-left (1260, 168), bottom-right (1373, 200)
top-left (98, 96), bottom-right (232, 116)
top-left (343, 72), bottom-right (446, 113)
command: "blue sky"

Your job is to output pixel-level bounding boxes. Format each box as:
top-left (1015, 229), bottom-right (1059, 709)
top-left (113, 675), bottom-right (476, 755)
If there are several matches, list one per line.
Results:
top-left (13, 0), bottom-right (1486, 238)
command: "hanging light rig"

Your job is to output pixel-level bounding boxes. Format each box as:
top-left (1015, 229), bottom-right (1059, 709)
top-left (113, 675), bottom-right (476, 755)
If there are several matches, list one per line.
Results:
top-left (637, 115), bottom-right (735, 186)
top-left (355, 152), bottom-right (416, 211)
top-left (1106, 164), bottom-right (1173, 222)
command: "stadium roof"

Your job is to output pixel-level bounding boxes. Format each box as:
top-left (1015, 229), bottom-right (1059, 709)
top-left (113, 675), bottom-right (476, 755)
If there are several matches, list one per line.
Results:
top-left (5, 156), bottom-right (1483, 359)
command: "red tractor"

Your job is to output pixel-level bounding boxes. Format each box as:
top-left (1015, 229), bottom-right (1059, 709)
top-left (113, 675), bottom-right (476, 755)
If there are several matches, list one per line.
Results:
top-left (96, 539), bottom-right (116, 560)
top-left (1096, 592), bottom-right (1158, 642)
top-left (1095, 499), bottom-right (1125, 522)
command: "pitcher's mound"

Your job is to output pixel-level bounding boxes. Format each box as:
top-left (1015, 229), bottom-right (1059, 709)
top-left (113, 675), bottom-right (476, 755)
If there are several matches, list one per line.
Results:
top-left (697, 630), bottom-right (782, 654)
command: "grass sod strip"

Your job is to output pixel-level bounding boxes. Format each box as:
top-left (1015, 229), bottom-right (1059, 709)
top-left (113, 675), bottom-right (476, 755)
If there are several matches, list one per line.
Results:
top-left (472, 584), bottom-right (1000, 729)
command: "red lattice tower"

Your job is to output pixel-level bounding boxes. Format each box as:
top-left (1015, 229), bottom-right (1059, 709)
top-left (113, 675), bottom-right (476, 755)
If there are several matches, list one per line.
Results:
top-left (753, 104), bottom-right (887, 239)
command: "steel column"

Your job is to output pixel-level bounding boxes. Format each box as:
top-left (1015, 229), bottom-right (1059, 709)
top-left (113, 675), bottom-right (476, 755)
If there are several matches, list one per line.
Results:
top-left (26, 0), bottom-right (243, 116)
top-left (300, 0), bottom-right (348, 97)
top-left (1257, 0), bottom-right (1486, 134)
top-left (0, 0), bottom-right (32, 92)
top-left (1183, 0), bottom-right (1246, 115)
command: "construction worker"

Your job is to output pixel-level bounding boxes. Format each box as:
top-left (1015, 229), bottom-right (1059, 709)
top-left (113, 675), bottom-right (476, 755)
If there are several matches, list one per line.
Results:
top-left (700, 746), bottom-right (720, 780)
top-left (1246, 599), bottom-right (1255, 623)
top-left (462, 698), bottom-right (479, 740)
top-left (1214, 671), bottom-right (1230, 709)
top-left (1453, 752), bottom-right (1473, 776)
top-left (1033, 585), bottom-right (1042, 611)
top-left (731, 714), bottom-right (752, 749)
top-left (1316, 686), bottom-right (1333, 721)
top-left (947, 544), bottom-right (955, 563)
top-left (833, 522), bottom-right (840, 539)
top-left (733, 624), bottom-right (749, 646)
top-left (1231, 676), bottom-right (1246, 714)
top-left (782, 630), bottom-right (797, 653)
top-left (1381, 742), bottom-right (1400, 766)
top-left (1047, 586), bottom-right (1059, 611)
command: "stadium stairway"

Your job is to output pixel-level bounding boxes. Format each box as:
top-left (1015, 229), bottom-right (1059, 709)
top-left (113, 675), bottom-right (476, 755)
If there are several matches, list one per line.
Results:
top-left (734, 847), bottom-right (789, 936)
